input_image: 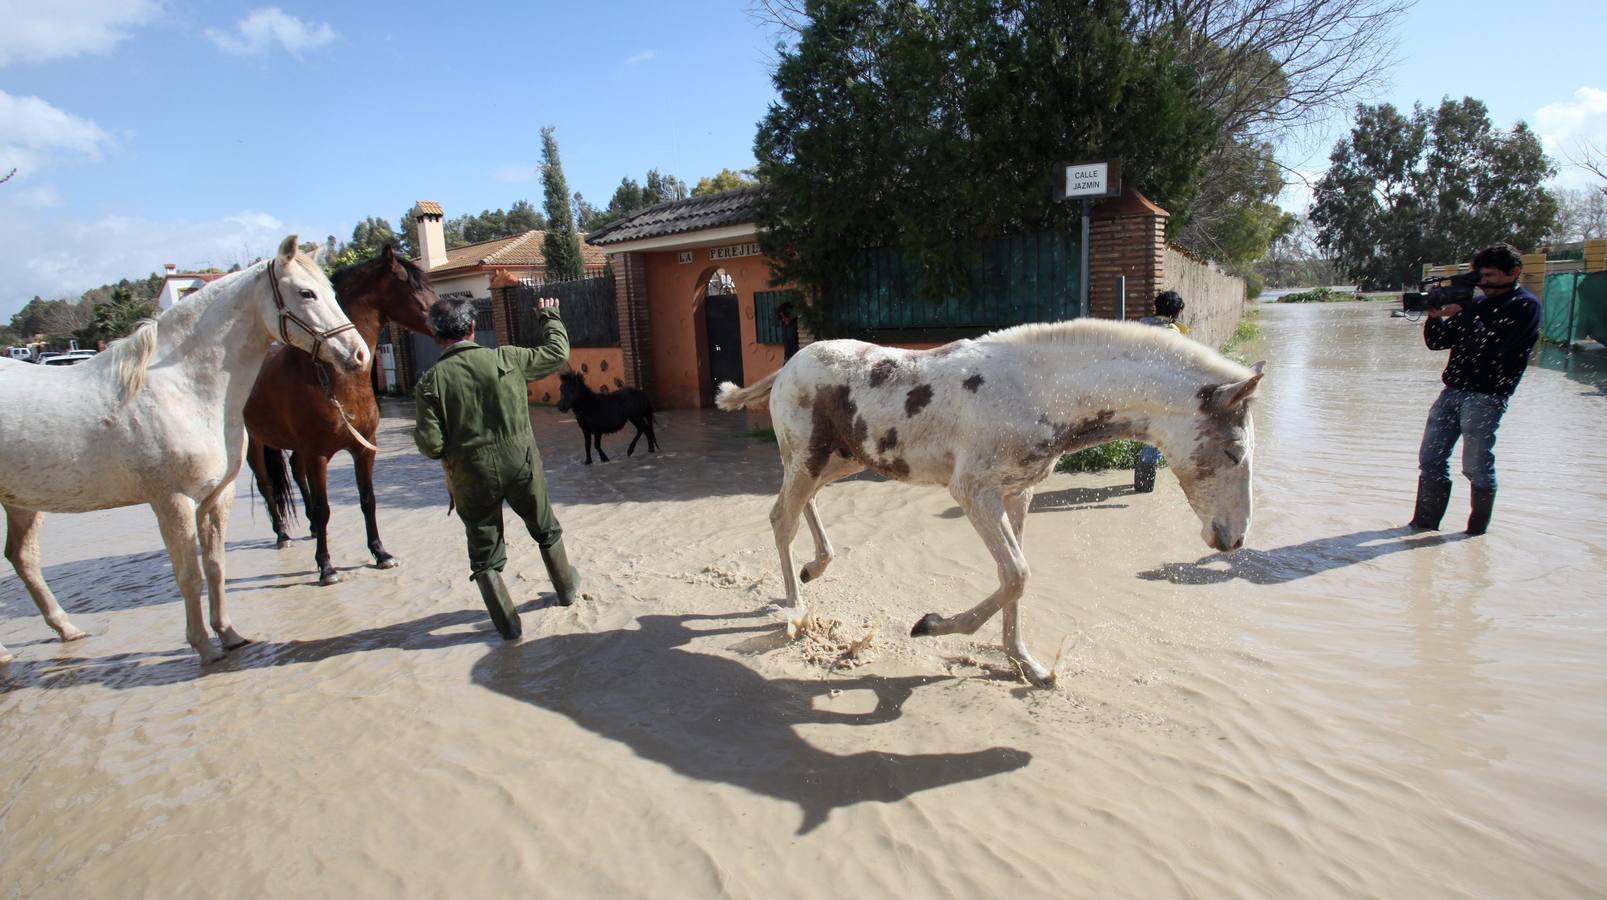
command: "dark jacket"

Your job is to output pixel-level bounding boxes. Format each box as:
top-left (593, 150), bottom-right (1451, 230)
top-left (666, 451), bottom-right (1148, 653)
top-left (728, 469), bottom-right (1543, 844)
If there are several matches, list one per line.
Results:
top-left (1424, 285), bottom-right (1541, 397)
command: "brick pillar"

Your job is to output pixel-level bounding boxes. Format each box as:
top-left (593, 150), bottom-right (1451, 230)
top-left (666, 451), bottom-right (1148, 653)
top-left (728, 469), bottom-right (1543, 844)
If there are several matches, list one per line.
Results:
top-left (388, 323), bottom-right (416, 392)
top-left (1520, 251), bottom-right (1547, 300)
top-left (489, 270), bottom-right (521, 345)
top-left (613, 251), bottom-right (653, 392)
top-left (1088, 188), bottom-right (1169, 320)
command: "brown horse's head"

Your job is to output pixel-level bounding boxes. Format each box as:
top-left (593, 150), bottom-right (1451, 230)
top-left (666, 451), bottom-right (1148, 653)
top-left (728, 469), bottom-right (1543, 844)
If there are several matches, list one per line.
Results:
top-left (331, 244), bottom-right (437, 339)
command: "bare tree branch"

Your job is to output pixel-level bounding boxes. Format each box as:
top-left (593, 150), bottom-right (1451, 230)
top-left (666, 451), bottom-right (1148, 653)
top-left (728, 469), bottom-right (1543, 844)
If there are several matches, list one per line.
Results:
top-left (1566, 140), bottom-right (1607, 187)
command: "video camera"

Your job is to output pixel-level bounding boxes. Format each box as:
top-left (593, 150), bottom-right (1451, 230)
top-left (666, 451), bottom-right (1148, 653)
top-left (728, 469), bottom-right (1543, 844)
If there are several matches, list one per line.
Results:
top-left (1402, 270), bottom-right (1480, 312)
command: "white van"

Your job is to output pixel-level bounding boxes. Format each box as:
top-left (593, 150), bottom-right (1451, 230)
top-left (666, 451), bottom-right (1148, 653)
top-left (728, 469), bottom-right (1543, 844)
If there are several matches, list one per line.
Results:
top-left (6, 347), bottom-right (33, 362)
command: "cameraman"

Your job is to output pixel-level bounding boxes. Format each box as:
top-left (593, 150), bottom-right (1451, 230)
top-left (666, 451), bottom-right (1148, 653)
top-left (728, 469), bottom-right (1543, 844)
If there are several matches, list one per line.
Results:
top-left (1409, 243), bottom-right (1541, 535)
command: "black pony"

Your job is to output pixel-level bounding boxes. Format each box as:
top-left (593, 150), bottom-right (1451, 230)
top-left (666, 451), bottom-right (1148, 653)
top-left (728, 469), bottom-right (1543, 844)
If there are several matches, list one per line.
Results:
top-left (556, 370), bottom-right (659, 464)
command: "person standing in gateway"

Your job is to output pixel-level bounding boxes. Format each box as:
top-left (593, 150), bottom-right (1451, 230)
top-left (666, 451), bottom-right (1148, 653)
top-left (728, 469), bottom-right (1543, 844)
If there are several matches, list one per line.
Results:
top-left (1133, 290), bottom-right (1191, 493)
top-left (413, 295), bottom-right (581, 639)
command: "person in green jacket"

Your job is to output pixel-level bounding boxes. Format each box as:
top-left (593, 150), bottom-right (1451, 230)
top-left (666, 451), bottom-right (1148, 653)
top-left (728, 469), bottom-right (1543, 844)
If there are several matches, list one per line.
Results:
top-left (413, 295), bottom-right (579, 639)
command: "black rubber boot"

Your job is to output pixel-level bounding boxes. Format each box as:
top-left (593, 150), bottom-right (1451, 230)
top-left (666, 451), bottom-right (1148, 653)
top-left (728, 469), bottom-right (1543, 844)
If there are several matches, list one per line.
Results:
top-left (1133, 461), bottom-right (1157, 494)
top-left (540, 539), bottom-right (582, 607)
top-left (473, 569), bottom-right (522, 640)
top-left (1409, 476), bottom-right (1452, 531)
top-left (1466, 488), bottom-right (1496, 536)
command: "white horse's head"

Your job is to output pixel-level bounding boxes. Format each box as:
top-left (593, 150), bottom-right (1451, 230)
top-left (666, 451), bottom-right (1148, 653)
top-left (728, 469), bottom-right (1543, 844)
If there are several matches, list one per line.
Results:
top-left (1150, 361), bottom-right (1265, 552)
top-left (262, 235), bottom-right (369, 372)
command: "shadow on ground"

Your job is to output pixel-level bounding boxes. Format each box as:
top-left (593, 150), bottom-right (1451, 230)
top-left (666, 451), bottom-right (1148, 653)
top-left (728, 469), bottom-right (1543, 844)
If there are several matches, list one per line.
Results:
top-left (1138, 526), bottom-right (1469, 586)
top-left (471, 609), bottom-right (1031, 834)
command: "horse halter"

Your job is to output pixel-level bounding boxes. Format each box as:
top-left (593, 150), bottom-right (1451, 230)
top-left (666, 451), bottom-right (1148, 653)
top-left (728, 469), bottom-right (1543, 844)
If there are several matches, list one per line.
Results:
top-left (267, 259), bottom-right (357, 364)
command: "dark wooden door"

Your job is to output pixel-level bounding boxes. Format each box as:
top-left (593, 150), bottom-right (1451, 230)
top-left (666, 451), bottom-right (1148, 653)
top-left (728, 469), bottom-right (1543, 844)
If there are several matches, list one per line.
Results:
top-left (705, 294), bottom-right (744, 395)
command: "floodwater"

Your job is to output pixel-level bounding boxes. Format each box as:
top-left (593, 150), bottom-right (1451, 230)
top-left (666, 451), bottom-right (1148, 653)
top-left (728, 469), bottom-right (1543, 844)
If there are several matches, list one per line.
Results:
top-left (2, 301), bottom-right (1605, 898)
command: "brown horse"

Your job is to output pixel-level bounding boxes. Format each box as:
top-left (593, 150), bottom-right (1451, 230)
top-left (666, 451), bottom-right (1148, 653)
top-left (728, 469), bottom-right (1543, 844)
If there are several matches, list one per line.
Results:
top-left (244, 245), bottom-right (437, 585)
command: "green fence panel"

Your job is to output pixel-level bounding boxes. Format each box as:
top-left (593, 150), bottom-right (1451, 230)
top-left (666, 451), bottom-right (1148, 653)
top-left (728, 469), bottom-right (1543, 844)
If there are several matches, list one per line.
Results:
top-left (824, 231), bottom-right (1080, 335)
top-left (1578, 271), bottom-right (1607, 346)
top-left (1542, 272), bottom-right (1582, 343)
top-left (753, 289), bottom-right (795, 344)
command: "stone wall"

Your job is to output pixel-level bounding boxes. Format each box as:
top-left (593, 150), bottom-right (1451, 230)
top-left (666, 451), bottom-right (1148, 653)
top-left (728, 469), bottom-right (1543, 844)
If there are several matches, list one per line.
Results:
top-left (1162, 246), bottom-right (1247, 351)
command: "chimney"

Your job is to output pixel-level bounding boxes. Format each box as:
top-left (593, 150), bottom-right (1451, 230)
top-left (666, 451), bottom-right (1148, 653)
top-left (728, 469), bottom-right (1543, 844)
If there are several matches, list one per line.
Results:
top-left (164, 263), bottom-right (177, 274)
top-left (414, 200), bottom-right (447, 270)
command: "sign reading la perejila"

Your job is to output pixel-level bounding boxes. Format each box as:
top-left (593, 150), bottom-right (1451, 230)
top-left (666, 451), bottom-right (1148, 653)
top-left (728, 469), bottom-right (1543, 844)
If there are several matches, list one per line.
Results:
top-left (1055, 159), bottom-right (1122, 200)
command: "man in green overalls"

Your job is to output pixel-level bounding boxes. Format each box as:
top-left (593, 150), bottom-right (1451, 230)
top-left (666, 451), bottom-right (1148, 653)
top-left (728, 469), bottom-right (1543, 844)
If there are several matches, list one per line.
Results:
top-left (413, 295), bottom-right (579, 639)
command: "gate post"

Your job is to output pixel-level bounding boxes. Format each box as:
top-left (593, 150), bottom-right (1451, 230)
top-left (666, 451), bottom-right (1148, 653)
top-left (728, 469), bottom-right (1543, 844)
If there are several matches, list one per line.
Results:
top-left (489, 270), bottom-right (521, 345)
top-left (612, 251), bottom-right (653, 393)
top-left (1089, 188), bottom-right (1168, 320)
top-left (387, 323), bottom-right (416, 391)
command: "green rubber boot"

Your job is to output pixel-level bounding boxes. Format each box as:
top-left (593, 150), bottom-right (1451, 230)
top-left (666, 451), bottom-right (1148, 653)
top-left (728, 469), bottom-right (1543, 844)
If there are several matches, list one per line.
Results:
top-left (540, 539), bottom-right (582, 607)
top-left (473, 569), bottom-right (522, 640)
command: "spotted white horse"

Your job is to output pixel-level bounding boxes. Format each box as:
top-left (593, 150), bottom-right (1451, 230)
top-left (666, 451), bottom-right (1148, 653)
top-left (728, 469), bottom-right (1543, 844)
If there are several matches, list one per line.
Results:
top-left (718, 319), bottom-right (1265, 686)
top-left (0, 236), bottom-right (369, 664)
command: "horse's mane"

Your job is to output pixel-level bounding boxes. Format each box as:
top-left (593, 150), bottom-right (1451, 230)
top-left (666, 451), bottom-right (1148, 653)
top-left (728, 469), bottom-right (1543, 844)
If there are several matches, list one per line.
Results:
top-left (82, 255), bottom-right (286, 402)
top-left (108, 319), bottom-right (158, 398)
top-left (979, 318), bottom-right (1251, 382)
top-left (329, 246), bottom-right (426, 310)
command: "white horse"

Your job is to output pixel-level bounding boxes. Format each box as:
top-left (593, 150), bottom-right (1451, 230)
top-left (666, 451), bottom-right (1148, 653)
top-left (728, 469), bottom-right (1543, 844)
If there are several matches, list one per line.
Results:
top-left (717, 318), bottom-right (1265, 686)
top-left (0, 236), bottom-right (369, 664)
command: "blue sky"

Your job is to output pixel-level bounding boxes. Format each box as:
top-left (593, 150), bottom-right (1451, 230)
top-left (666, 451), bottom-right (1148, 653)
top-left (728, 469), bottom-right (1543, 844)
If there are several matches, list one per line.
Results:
top-left (3, 0), bottom-right (1604, 318)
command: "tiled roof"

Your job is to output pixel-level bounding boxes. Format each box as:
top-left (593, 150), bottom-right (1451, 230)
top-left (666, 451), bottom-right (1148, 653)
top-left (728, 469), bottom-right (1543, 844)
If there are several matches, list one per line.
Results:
top-left (586, 186), bottom-right (764, 246)
top-left (164, 271), bottom-right (228, 282)
top-left (414, 200), bottom-right (444, 217)
top-left (426, 230), bottom-right (608, 275)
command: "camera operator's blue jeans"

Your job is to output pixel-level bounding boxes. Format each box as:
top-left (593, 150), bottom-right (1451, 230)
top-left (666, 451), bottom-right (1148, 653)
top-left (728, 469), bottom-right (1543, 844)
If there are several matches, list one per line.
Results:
top-left (1418, 388), bottom-right (1508, 491)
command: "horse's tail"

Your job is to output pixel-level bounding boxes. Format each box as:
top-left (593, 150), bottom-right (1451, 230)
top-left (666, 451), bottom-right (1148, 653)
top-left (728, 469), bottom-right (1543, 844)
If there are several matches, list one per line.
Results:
top-left (716, 371), bottom-right (780, 411)
top-left (262, 446), bottom-right (301, 525)
top-left (108, 319), bottom-right (158, 401)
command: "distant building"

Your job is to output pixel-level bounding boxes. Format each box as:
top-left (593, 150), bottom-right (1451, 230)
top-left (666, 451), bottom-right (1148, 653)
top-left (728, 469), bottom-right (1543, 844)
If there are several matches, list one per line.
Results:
top-left (410, 200), bottom-right (609, 302)
top-left (155, 264), bottom-right (228, 310)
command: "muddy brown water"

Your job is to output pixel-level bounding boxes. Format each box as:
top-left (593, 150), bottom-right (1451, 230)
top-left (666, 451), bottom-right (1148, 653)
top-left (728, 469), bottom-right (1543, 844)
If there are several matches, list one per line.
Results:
top-left (2, 301), bottom-right (1604, 898)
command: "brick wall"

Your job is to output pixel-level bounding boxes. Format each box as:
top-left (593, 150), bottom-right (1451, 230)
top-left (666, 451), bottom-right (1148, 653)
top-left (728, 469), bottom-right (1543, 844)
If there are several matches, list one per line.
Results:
top-left (1088, 189), bottom-right (1168, 321)
top-left (613, 251), bottom-right (652, 392)
top-left (489, 271), bottom-right (519, 345)
top-left (387, 322), bottom-right (416, 391)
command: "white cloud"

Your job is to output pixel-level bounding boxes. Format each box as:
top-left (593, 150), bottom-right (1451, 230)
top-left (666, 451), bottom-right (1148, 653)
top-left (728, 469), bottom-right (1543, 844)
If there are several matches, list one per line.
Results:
top-left (0, 90), bottom-right (112, 176)
top-left (626, 50), bottom-right (657, 66)
top-left (493, 163), bottom-right (536, 182)
top-left (12, 184), bottom-right (64, 209)
top-left (1535, 86), bottom-right (1607, 189)
top-left (0, 202), bottom-right (329, 315)
top-left (0, 0), bottom-right (158, 66)
top-left (205, 7), bottom-right (337, 57)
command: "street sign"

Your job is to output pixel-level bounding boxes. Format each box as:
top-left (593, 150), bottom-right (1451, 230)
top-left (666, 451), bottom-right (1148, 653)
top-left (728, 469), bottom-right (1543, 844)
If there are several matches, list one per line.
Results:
top-left (1054, 159), bottom-right (1122, 200)
top-left (1052, 158), bottom-right (1123, 318)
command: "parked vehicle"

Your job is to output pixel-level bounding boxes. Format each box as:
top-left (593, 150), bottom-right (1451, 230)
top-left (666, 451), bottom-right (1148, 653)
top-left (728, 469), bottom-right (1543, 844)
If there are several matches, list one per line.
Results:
top-left (42, 350), bottom-right (98, 366)
top-left (6, 347), bottom-right (33, 362)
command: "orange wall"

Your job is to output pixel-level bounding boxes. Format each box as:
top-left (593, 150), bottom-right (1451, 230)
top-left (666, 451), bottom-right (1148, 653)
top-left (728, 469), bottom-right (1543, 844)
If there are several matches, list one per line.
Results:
top-left (636, 249), bottom-right (950, 409)
top-left (526, 347), bottom-right (624, 405)
top-left (642, 250), bottom-right (793, 409)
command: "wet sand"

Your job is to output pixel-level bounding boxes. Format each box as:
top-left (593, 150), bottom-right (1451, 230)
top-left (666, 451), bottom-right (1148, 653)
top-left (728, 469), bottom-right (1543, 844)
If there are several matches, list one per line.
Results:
top-left (3, 302), bottom-right (1605, 898)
